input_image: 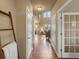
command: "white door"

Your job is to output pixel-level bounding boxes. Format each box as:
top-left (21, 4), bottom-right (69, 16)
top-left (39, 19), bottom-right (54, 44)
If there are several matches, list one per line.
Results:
top-left (62, 12), bottom-right (79, 58)
top-left (26, 8), bottom-right (33, 59)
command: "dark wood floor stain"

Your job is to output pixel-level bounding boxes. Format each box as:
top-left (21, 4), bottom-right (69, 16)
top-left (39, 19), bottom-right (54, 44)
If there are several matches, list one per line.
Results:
top-left (30, 35), bottom-right (58, 59)
top-left (30, 35), bottom-right (73, 59)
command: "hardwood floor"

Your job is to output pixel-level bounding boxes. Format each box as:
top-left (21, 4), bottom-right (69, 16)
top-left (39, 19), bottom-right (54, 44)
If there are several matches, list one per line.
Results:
top-left (29, 35), bottom-right (77, 59)
top-left (30, 35), bottom-right (58, 59)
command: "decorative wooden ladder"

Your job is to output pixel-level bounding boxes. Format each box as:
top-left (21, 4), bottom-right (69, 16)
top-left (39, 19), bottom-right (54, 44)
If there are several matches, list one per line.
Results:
top-left (0, 10), bottom-right (16, 42)
top-left (0, 10), bottom-right (17, 59)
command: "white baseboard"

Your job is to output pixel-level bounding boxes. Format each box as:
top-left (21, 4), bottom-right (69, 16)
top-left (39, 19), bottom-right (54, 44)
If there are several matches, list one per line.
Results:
top-left (51, 42), bottom-right (58, 57)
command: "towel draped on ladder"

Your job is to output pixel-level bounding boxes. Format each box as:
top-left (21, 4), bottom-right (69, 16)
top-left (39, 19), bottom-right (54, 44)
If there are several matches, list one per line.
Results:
top-left (2, 42), bottom-right (18, 59)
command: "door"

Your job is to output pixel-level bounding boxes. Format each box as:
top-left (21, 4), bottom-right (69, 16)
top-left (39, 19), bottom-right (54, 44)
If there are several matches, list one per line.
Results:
top-left (26, 8), bottom-right (33, 59)
top-left (62, 12), bottom-right (79, 58)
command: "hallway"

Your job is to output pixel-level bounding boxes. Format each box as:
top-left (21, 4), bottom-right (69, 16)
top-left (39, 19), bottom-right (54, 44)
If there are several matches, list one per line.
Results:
top-left (0, 0), bottom-right (79, 59)
top-left (30, 35), bottom-right (58, 59)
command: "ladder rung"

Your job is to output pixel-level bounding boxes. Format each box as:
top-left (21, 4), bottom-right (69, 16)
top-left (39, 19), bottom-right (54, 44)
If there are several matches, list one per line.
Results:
top-left (0, 10), bottom-right (9, 16)
top-left (0, 29), bottom-right (13, 31)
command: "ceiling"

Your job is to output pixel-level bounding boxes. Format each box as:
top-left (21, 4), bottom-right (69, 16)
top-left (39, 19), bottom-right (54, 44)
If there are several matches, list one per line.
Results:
top-left (31, 0), bottom-right (57, 15)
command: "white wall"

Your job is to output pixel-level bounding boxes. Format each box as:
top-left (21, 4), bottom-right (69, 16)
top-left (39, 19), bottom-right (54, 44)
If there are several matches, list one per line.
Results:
top-left (15, 0), bottom-right (26, 59)
top-left (51, 14), bottom-right (57, 54)
top-left (51, 0), bottom-right (69, 58)
top-left (60, 0), bottom-right (79, 12)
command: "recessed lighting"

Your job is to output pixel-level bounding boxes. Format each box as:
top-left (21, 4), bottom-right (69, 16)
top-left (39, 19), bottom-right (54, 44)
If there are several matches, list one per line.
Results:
top-left (38, 7), bottom-right (42, 11)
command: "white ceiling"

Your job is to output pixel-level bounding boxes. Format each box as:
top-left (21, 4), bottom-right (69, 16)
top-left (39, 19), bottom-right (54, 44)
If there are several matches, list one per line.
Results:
top-left (31, 0), bottom-right (57, 15)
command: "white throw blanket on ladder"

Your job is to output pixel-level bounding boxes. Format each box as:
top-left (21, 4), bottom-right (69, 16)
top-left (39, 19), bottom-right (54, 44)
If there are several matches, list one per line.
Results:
top-left (2, 42), bottom-right (18, 59)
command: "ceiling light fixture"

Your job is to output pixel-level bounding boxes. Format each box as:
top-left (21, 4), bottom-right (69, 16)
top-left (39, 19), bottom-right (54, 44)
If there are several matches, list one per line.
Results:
top-left (37, 7), bottom-right (42, 11)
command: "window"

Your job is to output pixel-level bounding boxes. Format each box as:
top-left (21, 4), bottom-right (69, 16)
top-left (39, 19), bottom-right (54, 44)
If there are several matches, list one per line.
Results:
top-left (43, 11), bottom-right (51, 17)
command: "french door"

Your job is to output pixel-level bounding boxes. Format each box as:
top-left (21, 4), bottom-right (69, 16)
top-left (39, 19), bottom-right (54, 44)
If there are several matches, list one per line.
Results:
top-left (62, 12), bottom-right (79, 58)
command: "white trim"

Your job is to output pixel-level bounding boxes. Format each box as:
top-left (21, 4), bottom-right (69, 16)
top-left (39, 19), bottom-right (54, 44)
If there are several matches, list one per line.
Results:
top-left (57, 0), bottom-right (72, 13)
top-left (51, 43), bottom-right (58, 57)
top-left (28, 47), bottom-right (33, 59)
top-left (61, 12), bottom-right (66, 54)
top-left (62, 12), bottom-right (79, 15)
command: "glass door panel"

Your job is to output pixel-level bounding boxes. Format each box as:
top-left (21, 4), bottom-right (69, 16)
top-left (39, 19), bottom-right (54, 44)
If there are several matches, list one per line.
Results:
top-left (70, 31), bottom-right (76, 37)
top-left (65, 38), bottom-right (70, 45)
top-left (64, 23), bottom-right (70, 30)
top-left (64, 31), bottom-right (70, 37)
top-left (76, 39), bottom-right (79, 45)
top-left (64, 46), bottom-right (69, 52)
top-left (76, 23), bottom-right (79, 29)
top-left (76, 30), bottom-right (79, 37)
top-left (64, 15), bottom-right (69, 22)
top-left (75, 46), bottom-right (79, 52)
top-left (76, 15), bottom-right (79, 22)
top-left (70, 38), bottom-right (75, 45)
top-left (70, 46), bottom-right (75, 52)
